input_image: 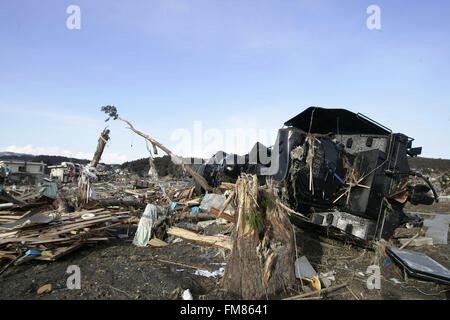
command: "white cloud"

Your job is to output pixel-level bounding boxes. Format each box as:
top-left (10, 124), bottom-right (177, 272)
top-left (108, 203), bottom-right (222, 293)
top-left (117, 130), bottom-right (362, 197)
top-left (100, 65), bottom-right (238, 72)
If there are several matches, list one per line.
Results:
top-left (1, 144), bottom-right (128, 164)
top-left (0, 106), bottom-right (102, 130)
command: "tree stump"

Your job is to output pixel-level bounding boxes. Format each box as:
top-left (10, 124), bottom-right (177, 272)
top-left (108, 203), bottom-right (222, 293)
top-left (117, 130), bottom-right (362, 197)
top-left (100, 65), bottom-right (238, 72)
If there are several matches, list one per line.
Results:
top-left (222, 175), bottom-right (297, 299)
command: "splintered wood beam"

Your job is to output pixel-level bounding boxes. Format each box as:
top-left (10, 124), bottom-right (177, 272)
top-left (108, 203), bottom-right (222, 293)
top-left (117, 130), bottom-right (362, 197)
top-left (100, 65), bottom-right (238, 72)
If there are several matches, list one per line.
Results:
top-left (219, 183), bottom-right (236, 190)
top-left (283, 280), bottom-right (352, 300)
top-left (393, 227), bottom-right (425, 239)
top-left (167, 226), bottom-right (232, 250)
top-left (217, 189), bottom-right (236, 217)
top-left (210, 207), bottom-right (235, 223)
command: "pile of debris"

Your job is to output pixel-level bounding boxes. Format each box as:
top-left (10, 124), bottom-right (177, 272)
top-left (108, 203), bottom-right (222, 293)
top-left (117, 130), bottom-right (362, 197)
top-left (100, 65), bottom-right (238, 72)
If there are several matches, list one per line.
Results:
top-left (0, 208), bottom-right (135, 269)
top-left (0, 181), bottom-right (138, 273)
top-left (0, 166), bottom-right (235, 274)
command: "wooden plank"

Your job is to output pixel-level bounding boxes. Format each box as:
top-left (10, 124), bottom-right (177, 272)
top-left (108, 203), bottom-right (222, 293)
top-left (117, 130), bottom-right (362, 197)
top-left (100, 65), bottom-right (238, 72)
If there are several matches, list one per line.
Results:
top-left (30, 220), bottom-right (128, 244)
top-left (123, 189), bottom-right (141, 196)
top-left (0, 255), bottom-right (21, 276)
top-left (14, 253), bottom-right (41, 266)
top-left (283, 280), bottom-right (352, 300)
top-left (0, 253), bottom-right (17, 260)
top-left (398, 237), bottom-right (433, 247)
top-left (148, 238), bottom-right (169, 247)
top-left (0, 250), bottom-right (16, 255)
top-left (187, 187), bottom-right (195, 200)
top-left (219, 183), bottom-right (236, 190)
top-left (34, 242), bottom-right (85, 261)
top-left (393, 227), bottom-right (425, 239)
top-left (167, 226), bottom-right (232, 250)
top-left (210, 207), bottom-right (235, 223)
top-left (217, 189), bottom-right (235, 218)
top-left (0, 215), bottom-right (23, 219)
top-left (183, 197), bottom-right (201, 206)
top-left (0, 218), bottom-right (17, 223)
top-left (399, 232), bottom-right (421, 250)
top-left (0, 217), bottom-right (125, 245)
top-left (18, 193), bottom-right (42, 201)
top-left (39, 215), bottom-right (117, 236)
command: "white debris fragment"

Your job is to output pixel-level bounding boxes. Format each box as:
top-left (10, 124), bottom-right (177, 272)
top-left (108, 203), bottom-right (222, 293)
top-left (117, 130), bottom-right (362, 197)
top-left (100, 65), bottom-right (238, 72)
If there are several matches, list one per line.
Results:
top-left (182, 289), bottom-right (193, 300)
top-left (194, 267), bottom-right (225, 278)
top-left (197, 220), bottom-right (216, 229)
top-left (390, 278), bottom-right (401, 284)
top-left (210, 262), bottom-right (227, 266)
top-left (319, 271), bottom-right (336, 288)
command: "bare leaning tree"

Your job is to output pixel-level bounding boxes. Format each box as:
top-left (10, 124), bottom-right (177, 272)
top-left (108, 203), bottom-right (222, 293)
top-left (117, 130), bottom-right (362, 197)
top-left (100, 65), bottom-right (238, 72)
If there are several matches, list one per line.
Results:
top-left (100, 105), bottom-right (213, 192)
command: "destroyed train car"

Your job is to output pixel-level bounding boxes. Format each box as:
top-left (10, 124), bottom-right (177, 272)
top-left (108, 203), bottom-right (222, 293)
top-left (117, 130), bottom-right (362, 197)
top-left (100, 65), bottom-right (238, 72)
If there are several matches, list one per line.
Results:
top-left (196, 107), bottom-right (438, 243)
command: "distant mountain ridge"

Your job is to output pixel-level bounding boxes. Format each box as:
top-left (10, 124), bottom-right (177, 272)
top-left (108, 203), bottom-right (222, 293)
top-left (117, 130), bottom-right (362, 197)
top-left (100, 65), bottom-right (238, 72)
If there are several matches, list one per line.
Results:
top-left (0, 152), bottom-right (93, 167)
top-left (0, 152), bottom-right (33, 157)
top-left (408, 157), bottom-right (450, 172)
top-left (121, 155), bottom-right (205, 178)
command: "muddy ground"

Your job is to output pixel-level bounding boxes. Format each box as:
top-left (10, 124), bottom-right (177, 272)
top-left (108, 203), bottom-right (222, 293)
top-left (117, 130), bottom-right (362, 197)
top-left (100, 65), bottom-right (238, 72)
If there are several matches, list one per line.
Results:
top-left (0, 202), bottom-right (448, 300)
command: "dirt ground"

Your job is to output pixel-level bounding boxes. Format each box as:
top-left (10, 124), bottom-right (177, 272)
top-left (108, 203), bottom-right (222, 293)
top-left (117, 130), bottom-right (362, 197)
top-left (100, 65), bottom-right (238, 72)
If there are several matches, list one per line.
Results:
top-left (0, 202), bottom-right (448, 300)
top-left (0, 222), bottom-right (233, 300)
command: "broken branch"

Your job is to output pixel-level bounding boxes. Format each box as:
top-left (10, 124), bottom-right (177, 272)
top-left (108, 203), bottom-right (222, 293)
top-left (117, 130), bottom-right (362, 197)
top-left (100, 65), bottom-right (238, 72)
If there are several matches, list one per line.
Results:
top-left (101, 106), bottom-right (212, 192)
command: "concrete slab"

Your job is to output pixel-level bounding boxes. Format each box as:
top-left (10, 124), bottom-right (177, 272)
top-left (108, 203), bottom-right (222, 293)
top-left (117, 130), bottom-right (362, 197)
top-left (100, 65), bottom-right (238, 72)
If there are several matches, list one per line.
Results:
top-left (423, 214), bottom-right (450, 245)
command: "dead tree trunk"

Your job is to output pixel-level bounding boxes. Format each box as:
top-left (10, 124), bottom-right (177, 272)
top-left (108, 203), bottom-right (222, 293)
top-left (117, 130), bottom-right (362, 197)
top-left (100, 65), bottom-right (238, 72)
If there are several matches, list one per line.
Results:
top-left (90, 128), bottom-right (110, 168)
top-left (77, 128), bottom-right (110, 207)
top-left (222, 175), bottom-right (297, 299)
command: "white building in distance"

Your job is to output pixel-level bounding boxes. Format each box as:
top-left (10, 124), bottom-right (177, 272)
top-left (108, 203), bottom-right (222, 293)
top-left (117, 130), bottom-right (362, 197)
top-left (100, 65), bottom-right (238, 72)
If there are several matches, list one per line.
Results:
top-left (0, 160), bottom-right (46, 184)
top-left (0, 160), bottom-right (45, 175)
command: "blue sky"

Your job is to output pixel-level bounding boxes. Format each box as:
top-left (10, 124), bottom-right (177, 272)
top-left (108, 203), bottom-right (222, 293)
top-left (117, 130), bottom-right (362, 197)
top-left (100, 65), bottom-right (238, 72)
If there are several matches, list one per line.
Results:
top-left (0, 0), bottom-right (449, 163)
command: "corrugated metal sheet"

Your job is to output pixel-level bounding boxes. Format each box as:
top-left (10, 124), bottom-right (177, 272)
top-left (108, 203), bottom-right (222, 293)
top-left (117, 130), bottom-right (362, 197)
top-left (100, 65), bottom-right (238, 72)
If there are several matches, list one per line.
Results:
top-left (36, 182), bottom-right (58, 199)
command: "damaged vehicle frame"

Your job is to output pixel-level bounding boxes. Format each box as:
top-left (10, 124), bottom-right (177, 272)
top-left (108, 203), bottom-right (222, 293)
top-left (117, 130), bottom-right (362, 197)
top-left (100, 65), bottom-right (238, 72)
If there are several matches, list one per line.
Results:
top-left (196, 107), bottom-right (438, 245)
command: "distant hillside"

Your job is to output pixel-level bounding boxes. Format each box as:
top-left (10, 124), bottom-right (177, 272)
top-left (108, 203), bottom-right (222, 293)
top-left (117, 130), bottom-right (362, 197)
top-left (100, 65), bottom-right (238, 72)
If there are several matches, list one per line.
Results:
top-left (0, 152), bottom-right (91, 166)
top-left (121, 155), bottom-right (204, 178)
top-left (408, 156), bottom-right (450, 173)
top-left (0, 152), bottom-right (113, 173)
top-left (0, 152), bottom-right (32, 158)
